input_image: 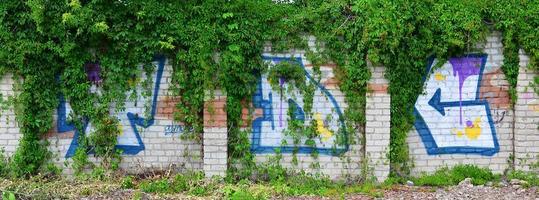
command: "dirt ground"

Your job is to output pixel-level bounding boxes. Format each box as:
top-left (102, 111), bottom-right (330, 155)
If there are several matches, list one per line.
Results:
top-left (82, 183), bottom-right (538, 200)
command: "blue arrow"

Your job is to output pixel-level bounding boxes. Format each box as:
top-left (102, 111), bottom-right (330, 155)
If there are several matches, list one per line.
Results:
top-left (428, 88), bottom-right (489, 116)
top-left (414, 53), bottom-right (499, 156)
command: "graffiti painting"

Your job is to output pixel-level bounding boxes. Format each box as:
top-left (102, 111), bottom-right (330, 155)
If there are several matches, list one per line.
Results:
top-left (58, 57), bottom-right (166, 157)
top-left (414, 54), bottom-right (499, 156)
top-left (250, 55), bottom-right (347, 155)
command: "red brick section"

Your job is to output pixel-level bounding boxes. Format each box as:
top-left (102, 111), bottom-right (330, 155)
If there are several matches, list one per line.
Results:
top-left (156, 96), bottom-right (182, 120)
top-left (304, 63), bottom-right (341, 89)
top-left (203, 96), bottom-right (227, 128)
top-left (368, 83), bottom-right (389, 94)
top-left (45, 126), bottom-right (74, 139)
top-left (480, 69), bottom-right (511, 109)
top-left (324, 77), bottom-right (340, 89)
top-left (241, 103), bottom-right (263, 128)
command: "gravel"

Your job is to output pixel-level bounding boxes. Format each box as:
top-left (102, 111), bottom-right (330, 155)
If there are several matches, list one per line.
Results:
top-left (271, 182), bottom-right (539, 200)
top-left (379, 184), bottom-right (538, 200)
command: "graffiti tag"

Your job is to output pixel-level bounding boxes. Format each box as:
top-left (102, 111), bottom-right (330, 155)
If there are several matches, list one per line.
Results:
top-left (414, 54), bottom-right (499, 156)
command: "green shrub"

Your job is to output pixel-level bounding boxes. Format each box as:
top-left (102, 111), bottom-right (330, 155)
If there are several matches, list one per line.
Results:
top-left (507, 170), bottom-right (539, 186)
top-left (42, 162), bottom-right (62, 177)
top-left (171, 174), bottom-right (189, 192)
top-left (413, 169), bottom-right (453, 186)
top-left (228, 189), bottom-right (258, 200)
top-left (382, 176), bottom-right (404, 187)
top-left (285, 173), bottom-right (334, 196)
top-left (189, 184), bottom-right (211, 196)
top-left (136, 171), bottom-right (215, 196)
top-left (451, 164), bottom-right (498, 185)
top-left (253, 163), bottom-right (288, 183)
top-left (139, 179), bottom-right (172, 193)
top-left (71, 147), bottom-right (90, 176)
top-left (413, 164), bottom-right (498, 186)
top-left (90, 166), bottom-right (106, 180)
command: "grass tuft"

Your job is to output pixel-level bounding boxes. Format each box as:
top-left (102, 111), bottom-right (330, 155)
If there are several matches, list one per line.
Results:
top-left (412, 164), bottom-right (499, 186)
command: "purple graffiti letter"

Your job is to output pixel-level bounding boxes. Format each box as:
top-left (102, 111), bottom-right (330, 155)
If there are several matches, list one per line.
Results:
top-left (449, 56), bottom-right (482, 124)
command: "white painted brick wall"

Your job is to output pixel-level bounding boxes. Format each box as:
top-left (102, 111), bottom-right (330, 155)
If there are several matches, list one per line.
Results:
top-left (407, 32), bottom-right (515, 175)
top-left (0, 73), bottom-right (20, 156)
top-left (514, 49), bottom-right (539, 172)
top-left (365, 65), bottom-right (390, 182)
top-left (252, 39), bottom-right (364, 179)
top-left (0, 32), bottom-right (536, 180)
top-left (0, 61), bottom-right (203, 175)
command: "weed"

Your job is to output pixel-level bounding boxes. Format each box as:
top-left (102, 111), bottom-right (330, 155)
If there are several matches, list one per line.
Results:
top-left (0, 149), bottom-right (9, 177)
top-left (140, 179), bottom-right (172, 193)
top-left (280, 172), bottom-right (334, 196)
top-left (121, 175), bottom-right (134, 189)
top-left (132, 190), bottom-right (143, 200)
top-left (43, 163), bottom-right (62, 177)
top-left (228, 188), bottom-right (259, 200)
top-left (2, 191), bottom-right (15, 200)
top-left (134, 171), bottom-right (216, 196)
top-left (507, 170), bottom-right (539, 186)
top-left (412, 164), bottom-right (498, 186)
top-left (381, 176), bottom-right (403, 188)
top-left (90, 166), bottom-right (106, 181)
top-left (72, 147), bottom-right (90, 176)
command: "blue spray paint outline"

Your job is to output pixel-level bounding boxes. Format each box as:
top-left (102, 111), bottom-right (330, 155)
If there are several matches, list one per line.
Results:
top-left (288, 99), bottom-right (305, 121)
top-left (250, 55), bottom-right (348, 155)
top-left (413, 54), bottom-right (499, 156)
top-left (59, 56), bottom-right (166, 157)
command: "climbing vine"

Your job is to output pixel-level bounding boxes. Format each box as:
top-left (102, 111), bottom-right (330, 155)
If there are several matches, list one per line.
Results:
top-left (0, 0), bottom-right (538, 179)
top-left (352, 0), bottom-right (492, 176)
top-left (490, 0), bottom-right (539, 100)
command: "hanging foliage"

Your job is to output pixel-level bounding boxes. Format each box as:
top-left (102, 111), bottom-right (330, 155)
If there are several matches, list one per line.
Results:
top-left (0, 0), bottom-right (537, 179)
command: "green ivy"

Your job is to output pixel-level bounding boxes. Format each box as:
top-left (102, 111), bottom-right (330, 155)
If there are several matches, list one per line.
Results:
top-left (0, 0), bottom-right (538, 179)
top-left (490, 0), bottom-right (539, 100)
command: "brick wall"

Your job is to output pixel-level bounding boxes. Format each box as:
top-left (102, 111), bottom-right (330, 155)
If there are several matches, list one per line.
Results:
top-left (0, 31), bottom-right (537, 180)
top-left (2, 59), bottom-right (203, 175)
top-left (365, 64), bottom-right (391, 181)
top-left (0, 73), bottom-right (20, 156)
top-left (251, 43), bottom-right (364, 179)
top-left (515, 50), bottom-right (539, 171)
top-left (406, 31), bottom-right (532, 175)
top-left (203, 91), bottom-right (228, 177)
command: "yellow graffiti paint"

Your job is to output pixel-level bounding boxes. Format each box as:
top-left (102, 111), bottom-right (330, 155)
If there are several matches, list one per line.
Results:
top-left (314, 113), bottom-right (333, 142)
top-left (531, 105), bottom-right (539, 112)
top-left (452, 117), bottom-right (482, 140)
top-left (464, 117), bottom-right (482, 140)
top-left (529, 100), bottom-right (539, 112)
top-left (434, 72), bottom-right (446, 81)
top-left (452, 128), bottom-right (463, 137)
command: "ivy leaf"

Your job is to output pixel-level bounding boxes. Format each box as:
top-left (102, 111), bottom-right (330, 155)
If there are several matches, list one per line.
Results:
top-left (69, 0), bottom-right (81, 10)
top-left (222, 12), bottom-right (234, 19)
top-left (92, 22), bottom-right (109, 33)
top-left (62, 13), bottom-right (75, 26)
top-left (228, 44), bottom-right (240, 52)
top-left (227, 23), bottom-right (239, 30)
